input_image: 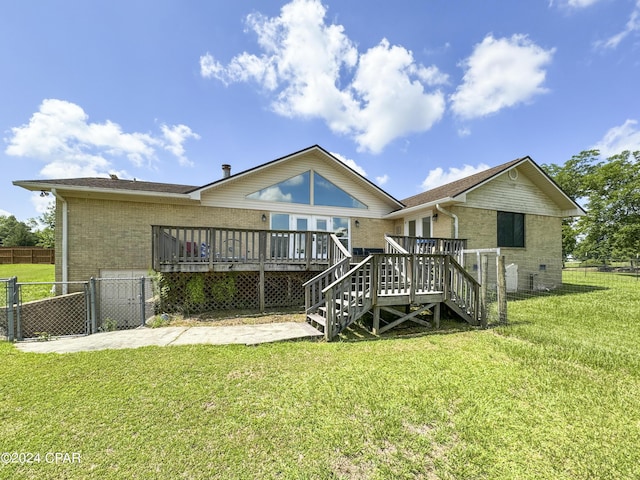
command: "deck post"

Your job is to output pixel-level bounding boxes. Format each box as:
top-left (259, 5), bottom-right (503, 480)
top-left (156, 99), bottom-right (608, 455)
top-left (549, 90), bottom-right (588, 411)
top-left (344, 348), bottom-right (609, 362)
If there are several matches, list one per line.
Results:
top-left (372, 305), bottom-right (380, 335)
top-left (325, 286), bottom-right (334, 340)
top-left (259, 231), bottom-right (266, 312)
top-left (408, 254), bottom-right (415, 304)
top-left (443, 255), bottom-right (450, 301)
top-left (497, 255), bottom-right (507, 324)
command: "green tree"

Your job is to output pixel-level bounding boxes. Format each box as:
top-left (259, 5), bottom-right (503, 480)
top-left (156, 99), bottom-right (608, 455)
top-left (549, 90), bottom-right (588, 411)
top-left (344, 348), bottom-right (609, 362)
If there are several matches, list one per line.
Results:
top-left (0, 215), bottom-right (37, 246)
top-left (577, 150), bottom-right (640, 260)
top-left (544, 149), bottom-right (640, 261)
top-left (30, 202), bottom-right (55, 248)
top-left (542, 150), bottom-right (597, 260)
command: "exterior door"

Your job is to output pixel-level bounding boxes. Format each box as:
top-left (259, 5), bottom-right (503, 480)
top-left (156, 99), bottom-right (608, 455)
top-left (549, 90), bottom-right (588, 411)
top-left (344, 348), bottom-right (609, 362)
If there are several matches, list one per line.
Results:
top-left (99, 270), bottom-right (150, 329)
top-left (291, 216), bottom-right (309, 259)
top-left (312, 216), bottom-right (330, 259)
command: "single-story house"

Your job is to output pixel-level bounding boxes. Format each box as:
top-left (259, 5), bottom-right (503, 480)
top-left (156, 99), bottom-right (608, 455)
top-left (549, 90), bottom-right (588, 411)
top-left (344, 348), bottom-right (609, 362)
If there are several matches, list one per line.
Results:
top-left (14, 145), bottom-right (584, 335)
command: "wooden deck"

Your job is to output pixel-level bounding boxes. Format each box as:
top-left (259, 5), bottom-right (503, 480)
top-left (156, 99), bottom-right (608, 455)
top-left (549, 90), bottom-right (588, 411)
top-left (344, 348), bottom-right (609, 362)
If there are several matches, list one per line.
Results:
top-left (152, 226), bottom-right (479, 338)
top-left (305, 236), bottom-right (481, 340)
top-left (152, 225), bottom-right (344, 273)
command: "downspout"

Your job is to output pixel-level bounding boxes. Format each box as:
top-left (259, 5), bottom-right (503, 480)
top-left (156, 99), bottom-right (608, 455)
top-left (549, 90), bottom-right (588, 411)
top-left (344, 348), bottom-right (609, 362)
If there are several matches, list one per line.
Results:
top-left (51, 189), bottom-right (68, 294)
top-left (436, 204), bottom-right (458, 239)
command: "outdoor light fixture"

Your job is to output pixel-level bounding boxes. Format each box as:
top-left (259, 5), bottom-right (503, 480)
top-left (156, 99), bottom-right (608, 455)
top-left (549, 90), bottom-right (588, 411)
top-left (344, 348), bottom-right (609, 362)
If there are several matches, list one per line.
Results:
top-left (40, 191), bottom-right (49, 197)
top-left (355, 220), bottom-right (360, 228)
top-left (432, 214), bottom-right (438, 221)
top-left (261, 214), bottom-right (267, 222)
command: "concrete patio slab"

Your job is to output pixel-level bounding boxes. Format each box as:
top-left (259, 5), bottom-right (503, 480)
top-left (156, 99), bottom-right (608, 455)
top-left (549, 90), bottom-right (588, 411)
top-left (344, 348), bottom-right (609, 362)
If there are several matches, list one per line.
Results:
top-left (14, 322), bottom-right (323, 354)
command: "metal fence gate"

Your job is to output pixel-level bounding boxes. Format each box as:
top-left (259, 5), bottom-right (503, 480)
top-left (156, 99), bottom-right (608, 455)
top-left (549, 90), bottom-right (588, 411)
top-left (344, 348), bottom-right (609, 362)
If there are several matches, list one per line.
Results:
top-left (0, 277), bottom-right (155, 341)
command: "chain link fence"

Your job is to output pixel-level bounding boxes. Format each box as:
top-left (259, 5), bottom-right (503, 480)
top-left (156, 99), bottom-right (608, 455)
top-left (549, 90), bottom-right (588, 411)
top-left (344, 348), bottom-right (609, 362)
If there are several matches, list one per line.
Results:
top-left (0, 278), bottom-right (14, 340)
top-left (460, 253), bottom-right (639, 325)
top-left (0, 277), bottom-right (157, 341)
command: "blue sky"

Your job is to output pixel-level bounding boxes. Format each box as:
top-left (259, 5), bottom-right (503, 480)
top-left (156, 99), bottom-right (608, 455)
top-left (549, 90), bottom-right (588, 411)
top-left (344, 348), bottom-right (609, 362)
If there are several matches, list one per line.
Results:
top-left (2, 0), bottom-right (640, 222)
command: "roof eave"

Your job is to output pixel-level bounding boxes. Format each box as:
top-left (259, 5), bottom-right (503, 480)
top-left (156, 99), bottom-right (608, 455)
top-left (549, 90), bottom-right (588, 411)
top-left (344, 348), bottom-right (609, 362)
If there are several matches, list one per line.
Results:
top-left (12, 181), bottom-right (193, 200)
top-left (385, 197), bottom-right (460, 219)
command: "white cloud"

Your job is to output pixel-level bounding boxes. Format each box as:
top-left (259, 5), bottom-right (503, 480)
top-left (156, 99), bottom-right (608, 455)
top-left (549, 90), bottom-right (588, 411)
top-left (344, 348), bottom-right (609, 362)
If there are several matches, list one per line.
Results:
top-left (592, 119), bottom-right (640, 158)
top-left (330, 151), bottom-right (367, 176)
top-left (249, 187), bottom-right (292, 202)
top-left (595, 0), bottom-right (640, 49)
top-left (0, 208), bottom-right (12, 217)
top-left (201, 0), bottom-right (447, 153)
top-left (376, 174), bottom-right (389, 186)
top-left (421, 163), bottom-right (491, 191)
top-left (30, 195), bottom-right (54, 216)
top-left (4, 99), bottom-right (198, 179)
top-left (450, 34), bottom-right (555, 120)
top-left (161, 124), bottom-right (200, 167)
top-left (457, 127), bottom-right (471, 137)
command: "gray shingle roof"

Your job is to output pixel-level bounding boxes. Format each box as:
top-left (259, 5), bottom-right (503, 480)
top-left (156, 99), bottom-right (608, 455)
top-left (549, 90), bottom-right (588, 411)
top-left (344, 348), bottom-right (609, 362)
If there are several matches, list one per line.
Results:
top-left (401, 157), bottom-right (526, 208)
top-left (14, 177), bottom-right (197, 194)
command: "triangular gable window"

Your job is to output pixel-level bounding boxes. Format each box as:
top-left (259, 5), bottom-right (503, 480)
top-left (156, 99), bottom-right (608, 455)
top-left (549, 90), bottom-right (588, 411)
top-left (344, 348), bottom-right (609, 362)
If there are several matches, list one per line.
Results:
top-left (313, 172), bottom-right (367, 209)
top-left (247, 170), bottom-right (367, 209)
top-left (247, 171), bottom-right (310, 204)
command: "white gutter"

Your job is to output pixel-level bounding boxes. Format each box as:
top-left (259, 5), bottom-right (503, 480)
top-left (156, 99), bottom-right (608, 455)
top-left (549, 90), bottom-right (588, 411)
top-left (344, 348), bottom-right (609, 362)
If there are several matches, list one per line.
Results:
top-left (51, 189), bottom-right (68, 294)
top-left (436, 203), bottom-right (458, 239)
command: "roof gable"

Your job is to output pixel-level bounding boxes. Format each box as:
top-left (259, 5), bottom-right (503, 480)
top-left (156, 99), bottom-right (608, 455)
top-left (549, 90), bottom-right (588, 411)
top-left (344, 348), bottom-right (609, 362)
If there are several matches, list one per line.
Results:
top-left (191, 145), bottom-right (404, 210)
top-left (399, 156), bottom-right (584, 217)
top-left (401, 158), bottom-right (524, 208)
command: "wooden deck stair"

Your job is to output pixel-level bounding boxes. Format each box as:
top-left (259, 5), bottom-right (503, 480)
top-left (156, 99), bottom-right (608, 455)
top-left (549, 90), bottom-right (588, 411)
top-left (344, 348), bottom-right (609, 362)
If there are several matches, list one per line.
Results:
top-left (304, 249), bottom-right (481, 340)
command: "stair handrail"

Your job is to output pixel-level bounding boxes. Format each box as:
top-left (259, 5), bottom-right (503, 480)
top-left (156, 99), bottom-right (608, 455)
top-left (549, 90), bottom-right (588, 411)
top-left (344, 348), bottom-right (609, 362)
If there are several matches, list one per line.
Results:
top-left (444, 255), bottom-right (481, 324)
top-left (384, 234), bottom-right (409, 254)
top-left (303, 234), bottom-right (352, 317)
top-left (322, 255), bottom-right (375, 339)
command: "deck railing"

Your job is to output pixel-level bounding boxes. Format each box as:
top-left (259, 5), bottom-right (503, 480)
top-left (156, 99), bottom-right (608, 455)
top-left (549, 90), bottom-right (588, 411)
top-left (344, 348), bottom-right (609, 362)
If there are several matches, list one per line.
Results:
top-left (385, 235), bottom-right (467, 259)
top-left (322, 255), bottom-right (375, 339)
top-left (303, 235), bottom-right (352, 314)
top-left (317, 252), bottom-right (480, 339)
top-left (152, 225), bottom-right (337, 271)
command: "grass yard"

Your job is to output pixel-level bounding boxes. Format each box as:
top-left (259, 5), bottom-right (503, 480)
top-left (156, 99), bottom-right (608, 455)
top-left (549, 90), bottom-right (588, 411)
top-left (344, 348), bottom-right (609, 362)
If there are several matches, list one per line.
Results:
top-left (0, 264), bottom-right (54, 282)
top-left (0, 264), bottom-right (55, 305)
top-left (1, 272), bottom-right (639, 479)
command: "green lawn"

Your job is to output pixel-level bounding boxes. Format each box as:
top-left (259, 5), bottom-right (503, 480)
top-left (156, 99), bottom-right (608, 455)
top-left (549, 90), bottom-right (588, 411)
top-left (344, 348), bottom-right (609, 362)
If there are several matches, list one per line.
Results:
top-left (0, 264), bottom-right (54, 282)
top-left (0, 264), bottom-right (55, 304)
top-left (1, 272), bottom-right (639, 479)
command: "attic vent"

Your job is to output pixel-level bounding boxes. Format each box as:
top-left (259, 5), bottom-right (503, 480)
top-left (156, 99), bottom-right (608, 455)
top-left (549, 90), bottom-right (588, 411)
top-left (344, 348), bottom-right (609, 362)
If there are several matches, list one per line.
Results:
top-left (508, 169), bottom-right (519, 180)
top-left (222, 164), bottom-right (231, 178)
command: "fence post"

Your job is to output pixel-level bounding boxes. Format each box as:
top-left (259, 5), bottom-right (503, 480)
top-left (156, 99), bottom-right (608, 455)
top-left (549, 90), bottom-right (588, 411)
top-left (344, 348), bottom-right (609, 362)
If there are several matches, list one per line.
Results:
top-left (15, 281), bottom-right (22, 341)
top-left (89, 277), bottom-right (97, 334)
top-left (7, 277), bottom-right (16, 342)
top-left (480, 254), bottom-right (489, 328)
top-left (139, 277), bottom-right (146, 327)
top-left (497, 255), bottom-right (507, 324)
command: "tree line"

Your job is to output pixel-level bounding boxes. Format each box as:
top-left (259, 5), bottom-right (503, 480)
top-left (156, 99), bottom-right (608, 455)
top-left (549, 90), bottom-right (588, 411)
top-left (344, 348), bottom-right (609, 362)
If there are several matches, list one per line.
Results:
top-left (0, 203), bottom-right (54, 248)
top-left (543, 149), bottom-right (640, 261)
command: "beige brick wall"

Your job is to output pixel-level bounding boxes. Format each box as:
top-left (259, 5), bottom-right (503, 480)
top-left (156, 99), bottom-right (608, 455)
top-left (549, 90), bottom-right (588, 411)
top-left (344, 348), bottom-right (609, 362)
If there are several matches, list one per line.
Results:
top-left (351, 218), bottom-right (395, 250)
top-left (453, 205), bottom-right (563, 291)
top-left (58, 197), bottom-right (268, 282)
top-left (55, 196), bottom-right (395, 281)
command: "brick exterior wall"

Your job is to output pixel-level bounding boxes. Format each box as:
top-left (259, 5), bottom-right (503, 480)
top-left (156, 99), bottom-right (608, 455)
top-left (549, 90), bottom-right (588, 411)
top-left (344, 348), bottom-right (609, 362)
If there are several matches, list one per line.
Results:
top-left (57, 197), bottom-right (267, 282)
top-left (55, 196), bottom-right (395, 282)
top-left (453, 205), bottom-right (563, 291)
top-left (351, 218), bottom-right (395, 250)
